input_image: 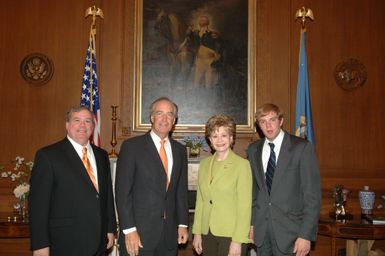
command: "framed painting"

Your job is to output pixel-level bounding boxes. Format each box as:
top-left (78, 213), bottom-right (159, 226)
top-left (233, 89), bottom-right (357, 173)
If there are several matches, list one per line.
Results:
top-left (132, 0), bottom-right (256, 133)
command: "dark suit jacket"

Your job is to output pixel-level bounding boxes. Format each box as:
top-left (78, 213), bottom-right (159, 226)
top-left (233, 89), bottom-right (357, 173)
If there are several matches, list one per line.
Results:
top-left (28, 138), bottom-right (117, 256)
top-left (247, 132), bottom-right (321, 253)
top-left (115, 133), bottom-right (189, 252)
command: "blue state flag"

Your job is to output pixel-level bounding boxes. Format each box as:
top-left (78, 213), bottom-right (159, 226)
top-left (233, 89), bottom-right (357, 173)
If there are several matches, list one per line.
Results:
top-left (294, 31), bottom-right (315, 144)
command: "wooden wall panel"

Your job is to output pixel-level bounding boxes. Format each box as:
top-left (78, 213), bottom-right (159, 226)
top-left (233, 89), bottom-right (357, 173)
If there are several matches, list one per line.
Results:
top-left (255, 0), bottom-right (291, 124)
top-left (1, 0), bottom-right (385, 254)
top-left (0, 0), bottom-right (96, 162)
top-left (289, 1), bottom-right (385, 253)
top-left (303, 0), bottom-right (385, 172)
top-left (289, 0), bottom-right (385, 215)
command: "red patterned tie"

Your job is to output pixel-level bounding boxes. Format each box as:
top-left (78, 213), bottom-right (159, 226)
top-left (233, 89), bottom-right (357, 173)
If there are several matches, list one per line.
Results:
top-left (82, 147), bottom-right (99, 192)
top-left (160, 140), bottom-right (169, 189)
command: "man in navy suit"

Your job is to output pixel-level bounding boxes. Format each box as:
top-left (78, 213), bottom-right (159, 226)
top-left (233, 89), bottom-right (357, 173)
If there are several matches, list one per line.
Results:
top-left (115, 97), bottom-right (189, 256)
top-left (29, 106), bottom-right (116, 256)
top-left (247, 103), bottom-right (321, 256)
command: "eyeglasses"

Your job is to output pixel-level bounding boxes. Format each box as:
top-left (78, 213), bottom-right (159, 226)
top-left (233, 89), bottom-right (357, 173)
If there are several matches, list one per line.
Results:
top-left (258, 116), bottom-right (280, 126)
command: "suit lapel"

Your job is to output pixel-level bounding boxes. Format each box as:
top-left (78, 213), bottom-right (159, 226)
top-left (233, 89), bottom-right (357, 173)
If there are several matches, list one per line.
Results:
top-left (92, 145), bottom-right (105, 194)
top-left (144, 133), bottom-right (168, 190)
top-left (209, 150), bottom-right (234, 185)
top-left (62, 138), bottom-right (97, 192)
top-left (270, 132), bottom-right (291, 194)
top-left (253, 142), bottom-right (268, 194)
top-left (169, 138), bottom-right (181, 189)
top-left (169, 138), bottom-right (180, 186)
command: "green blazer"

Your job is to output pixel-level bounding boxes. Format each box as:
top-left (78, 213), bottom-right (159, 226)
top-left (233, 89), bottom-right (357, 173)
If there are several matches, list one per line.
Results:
top-left (192, 149), bottom-right (252, 243)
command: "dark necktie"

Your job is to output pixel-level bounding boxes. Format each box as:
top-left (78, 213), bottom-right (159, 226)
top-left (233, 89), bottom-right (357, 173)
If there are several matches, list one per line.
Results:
top-left (265, 142), bottom-right (276, 195)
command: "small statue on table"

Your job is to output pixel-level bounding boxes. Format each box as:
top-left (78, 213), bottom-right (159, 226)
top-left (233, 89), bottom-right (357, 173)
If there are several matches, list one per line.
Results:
top-left (330, 184), bottom-right (352, 220)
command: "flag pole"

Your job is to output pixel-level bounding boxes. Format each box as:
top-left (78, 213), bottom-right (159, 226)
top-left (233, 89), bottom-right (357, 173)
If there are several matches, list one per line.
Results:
top-left (81, 6), bottom-right (103, 146)
top-left (85, 6), bottom-right (104, 111)
top-left (293, 6), bottom-right (316, 144)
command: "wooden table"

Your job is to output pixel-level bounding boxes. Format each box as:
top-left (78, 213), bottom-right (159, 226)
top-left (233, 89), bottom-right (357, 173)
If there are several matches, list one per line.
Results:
top-left (0, 218), bottom-right (29, 238)
top-left (0, 214), bottom-right (30, 256)
top-left (318, 215), bottom-right (385, 256)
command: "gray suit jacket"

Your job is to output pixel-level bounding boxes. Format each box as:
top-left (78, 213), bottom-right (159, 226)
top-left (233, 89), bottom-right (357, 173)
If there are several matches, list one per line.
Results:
top-left (247, 132), bottom-right (321, 253)
top-left (115, 133), bottom-right (189, 252)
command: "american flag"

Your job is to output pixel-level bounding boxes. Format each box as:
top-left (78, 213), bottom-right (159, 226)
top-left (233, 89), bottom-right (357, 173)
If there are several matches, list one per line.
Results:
top-left (80, 29), bottom-right (101, 146)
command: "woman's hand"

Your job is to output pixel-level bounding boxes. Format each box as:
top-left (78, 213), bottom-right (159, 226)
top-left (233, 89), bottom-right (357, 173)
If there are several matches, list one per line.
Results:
top-left (228, 241), bottom-right (242, 256)
top-left (192, 234), bottom-right (203, 255)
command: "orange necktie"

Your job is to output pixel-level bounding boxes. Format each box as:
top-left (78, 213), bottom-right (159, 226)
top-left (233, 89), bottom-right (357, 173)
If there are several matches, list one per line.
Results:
top-left (82, 147), bottom-right (99, 192)
top-left (160, 139), bottom-right (169, 189)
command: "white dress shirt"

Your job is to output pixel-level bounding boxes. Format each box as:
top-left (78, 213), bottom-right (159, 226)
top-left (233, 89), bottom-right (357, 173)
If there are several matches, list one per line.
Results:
top-left (150, 130), bottom-right (173, 182)
top-left (67, 135), bottom-right (98, 186)
top-left (262, 129), bottom-right (284, 174)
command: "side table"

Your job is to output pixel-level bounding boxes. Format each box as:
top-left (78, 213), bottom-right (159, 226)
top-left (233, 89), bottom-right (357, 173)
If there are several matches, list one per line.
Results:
top-left (318, 215), bottom-right (385, 256)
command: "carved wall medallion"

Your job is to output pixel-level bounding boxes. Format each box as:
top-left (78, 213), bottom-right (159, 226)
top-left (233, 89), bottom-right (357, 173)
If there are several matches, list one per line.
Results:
top-left (20, 53), bottom-right (54, 85)
top-left (334, 58), bottom-right (367, 91)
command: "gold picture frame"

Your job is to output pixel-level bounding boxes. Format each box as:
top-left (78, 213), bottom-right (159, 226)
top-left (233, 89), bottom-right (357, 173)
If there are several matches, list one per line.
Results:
top-left (130, 0), bottom-right (256, 134)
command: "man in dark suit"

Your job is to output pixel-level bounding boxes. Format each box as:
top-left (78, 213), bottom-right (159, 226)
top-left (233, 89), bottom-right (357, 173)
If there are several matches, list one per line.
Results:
top-left (247, 103), bottom-right (321, 256)
top-left (115, 97), bottom-right (189, 256)
top-left (28, 106), bottom-right (116, 256)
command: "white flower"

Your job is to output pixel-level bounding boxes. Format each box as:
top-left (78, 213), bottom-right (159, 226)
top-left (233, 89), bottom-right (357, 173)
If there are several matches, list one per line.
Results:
top-left (10, 173), bottom-right (20, 181)
top-left (1, 156), bottom-right (33, 200)
top-left (15, 156), bottom-right (24, 164)
top-left (26, 161), bottom-right (34, 170)
top-left (13, 183), bottom-right (30, 199)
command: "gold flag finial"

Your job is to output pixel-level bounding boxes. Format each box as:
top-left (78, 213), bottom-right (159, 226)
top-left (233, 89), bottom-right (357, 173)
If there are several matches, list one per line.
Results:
top-left (85, 6), bottom-right (104, 27)
top-left (295, 6), bottom-right (314, 29)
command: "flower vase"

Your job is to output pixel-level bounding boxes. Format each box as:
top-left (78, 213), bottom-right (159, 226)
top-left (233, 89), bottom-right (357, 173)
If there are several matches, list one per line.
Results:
top-left (359, 185), bottom-right (375, 215)
top-left (19, 194), bottom-right (28, 221)
top-left (189, 147), bottom-right (200, 158)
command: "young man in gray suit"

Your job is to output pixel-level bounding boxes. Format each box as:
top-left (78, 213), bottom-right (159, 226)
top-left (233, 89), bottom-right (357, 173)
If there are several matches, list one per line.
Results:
top-left (247, 103), bottom-right (321, 256)
top-left (115, 97), bottom-right (189, 256)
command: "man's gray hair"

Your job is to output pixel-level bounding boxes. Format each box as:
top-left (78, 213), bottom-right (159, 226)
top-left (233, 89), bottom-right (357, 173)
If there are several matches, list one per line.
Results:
top-left (149, 97), bottom-right (179, 119)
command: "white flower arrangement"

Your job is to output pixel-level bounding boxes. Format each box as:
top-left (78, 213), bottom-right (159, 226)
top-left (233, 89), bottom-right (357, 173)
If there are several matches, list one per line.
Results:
top-left (13, 182), bottom-right (30, 199)
top-left (1, 156), bottom-right (33, 199)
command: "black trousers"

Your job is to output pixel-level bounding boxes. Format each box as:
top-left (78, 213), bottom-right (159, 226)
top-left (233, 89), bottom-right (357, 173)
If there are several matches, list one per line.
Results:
top-left (119, 223), bottom-right (177, 256)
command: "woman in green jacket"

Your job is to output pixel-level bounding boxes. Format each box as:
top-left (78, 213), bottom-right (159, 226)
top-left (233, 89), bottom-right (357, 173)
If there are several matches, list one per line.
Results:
top-left (192, 114), bottom-right (252, 256)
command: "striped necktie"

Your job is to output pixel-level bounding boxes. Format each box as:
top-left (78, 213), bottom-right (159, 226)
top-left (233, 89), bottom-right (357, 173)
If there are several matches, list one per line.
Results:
top-left (82, 147), bottom-right (98, 192)
top-left (265, 143), bottom-right (276, 195)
